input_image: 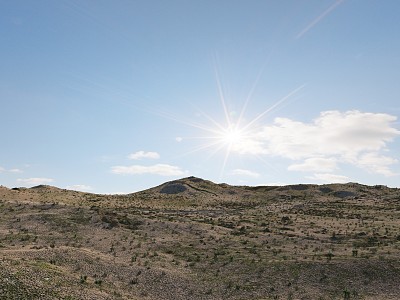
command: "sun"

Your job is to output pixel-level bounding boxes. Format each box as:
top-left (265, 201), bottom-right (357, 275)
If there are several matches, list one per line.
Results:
top-left (221, 125), bottom-right (245, 146)
top-left (161, 82), bottom-right (304, 161)
top-left (156, 65), bottom-right (305, 177)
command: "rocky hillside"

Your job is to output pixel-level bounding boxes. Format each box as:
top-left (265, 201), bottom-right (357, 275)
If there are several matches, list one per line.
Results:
top-left (1, 177), bottom-right (400, 299)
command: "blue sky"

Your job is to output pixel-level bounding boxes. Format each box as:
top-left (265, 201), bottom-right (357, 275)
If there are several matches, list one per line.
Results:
top-left (1, 0), bottom-right (399, 193)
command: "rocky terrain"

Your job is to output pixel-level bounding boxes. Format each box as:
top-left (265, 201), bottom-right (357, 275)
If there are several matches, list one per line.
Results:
top-left (1, 177), bottom-right (400, 299)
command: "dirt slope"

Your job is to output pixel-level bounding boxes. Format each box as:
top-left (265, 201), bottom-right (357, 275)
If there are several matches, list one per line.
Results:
top-left (1, 177), bottom-right (400, 299)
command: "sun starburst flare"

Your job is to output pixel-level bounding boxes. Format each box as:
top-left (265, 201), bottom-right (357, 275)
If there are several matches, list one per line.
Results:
top-left (176, 102), bottom-right (301, 178)
top-left (220, 125), bottom-right (245, 147)
top-left (153, 65), bottom-right (306, 178)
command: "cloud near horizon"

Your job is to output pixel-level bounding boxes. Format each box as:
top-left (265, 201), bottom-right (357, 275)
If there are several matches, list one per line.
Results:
top-left (128, 151), bottom-right (160, 160)
top-left (231, 169), bottom-right (260, 178)
top-left (111, 164), bottom-right (186, 176)
top-left (66, 184), bottom-right (93, 192)
top-left (235, 110), bottom-right (399, 178)
top-left (288, 157), bottom-right (338, 173)
top-left (0, 167), bottom-right (23, 173)
top-left (307, 173), bottom-right (350, 183)
top-left (17, 178), bottom-right (54, 186)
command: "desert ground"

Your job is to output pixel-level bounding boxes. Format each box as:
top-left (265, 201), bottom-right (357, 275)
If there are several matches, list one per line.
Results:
top-left (1, 176), bottom-right (400, 299)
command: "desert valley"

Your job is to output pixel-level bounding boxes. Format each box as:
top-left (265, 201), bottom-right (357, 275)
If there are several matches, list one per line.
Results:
top-left (1, 177), bottom-right (400, 299)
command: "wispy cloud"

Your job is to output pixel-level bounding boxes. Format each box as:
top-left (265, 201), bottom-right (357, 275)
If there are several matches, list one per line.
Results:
top-left (296, 0), bottom-right (345, 39)
top-left (231, 169), bottom-right (260, 178)
top-left (66, 184), bottom-right (93, 192)
top-left (17, 178), bottom-right (54, 186)
top-left (233, 110), bottom-right (399, 177)
top-left (0, 167), bottom-right (23, 173)
top-left (307, 173), bottom-right (350, 183)
top-left (354, 152), bottom-right (398, 176)
top-left (288, 157), bottom-right (337, 172)
top-left (111, 164), bottom-right (186, 176)
top-left (128, 151), bottom-right (160, 160)
top-left (110, 191), bottom-right (131, 195)
top-left (263, 182), bottom-right (288, 186)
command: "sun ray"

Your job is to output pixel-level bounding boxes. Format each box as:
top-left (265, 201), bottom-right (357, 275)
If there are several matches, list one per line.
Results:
top-left (213, 58), bottom-right (232, 128)
top-left (219, 143), bottom-right (233, 179)
top-left (172, 138), bottom-right (228, 161)
top-left (151, 107), bottom-right (225, 136)
top-left (189, 103), bottom-right (228, 133)
top-left (242, 83), bottom-right (306, 131)
top-left (154, 57), bottom-right (306, 179)
top-left (296, 0), bottom-right (345, 39)
top-left (205, 142), bottom-right (230, 163)
top-left (237, 51), bottom-right (274, 128)
top-left (167, 84), bottom-right (300, 167)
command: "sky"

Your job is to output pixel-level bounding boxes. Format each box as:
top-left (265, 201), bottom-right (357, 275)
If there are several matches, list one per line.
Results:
top-left (1, 0), bottom-right (400, 193)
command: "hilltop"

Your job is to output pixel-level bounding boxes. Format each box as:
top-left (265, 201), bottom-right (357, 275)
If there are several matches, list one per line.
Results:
top-left (1, 177), bottom-right (400, 299)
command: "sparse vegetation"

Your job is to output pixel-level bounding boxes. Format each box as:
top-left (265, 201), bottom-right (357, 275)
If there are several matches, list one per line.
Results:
top-left (0, 178), bottom-right (400, 299)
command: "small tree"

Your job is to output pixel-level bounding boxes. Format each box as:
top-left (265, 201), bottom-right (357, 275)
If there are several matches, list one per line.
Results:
top-left (326, 252), bottom-right (334, 261)
top-left (80, 275), bottom-right (87, 284)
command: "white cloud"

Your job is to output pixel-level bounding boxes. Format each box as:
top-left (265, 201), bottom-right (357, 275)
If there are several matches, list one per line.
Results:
top-left (66, 184), bottom-right (93, 192)
top-left (128, 151), bottom-right (160, 160)
top-left (231, 168), bottom-right (260, 178)
top-left (0, 167), bottom-right (23, 173)
top-left (263, 182), bottom-right (288, 186)
top-left (260, 111), bottom-right (399, 159)
top-left (234, 110), bottom-right (399, 176)
top-left (288, 157), bottom-right (337, 172)
top-left (354, 152), bottom-right (398, 176)
top-left (111, 164), bottom-right (186, 176)
top-left (17, 178), bottom-right (54, 186)
top-left (231, 137), bottom-right (267, 155)
top-left (175, 137), bottom-right (183, 142)
top-left (307, 173), bottom-right (350, 183)
top-left (111, 191), bottom-right (131, 195)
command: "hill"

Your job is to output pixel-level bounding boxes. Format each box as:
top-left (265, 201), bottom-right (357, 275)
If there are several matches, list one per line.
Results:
top-left (1, 177), bottom-right (400, 299)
